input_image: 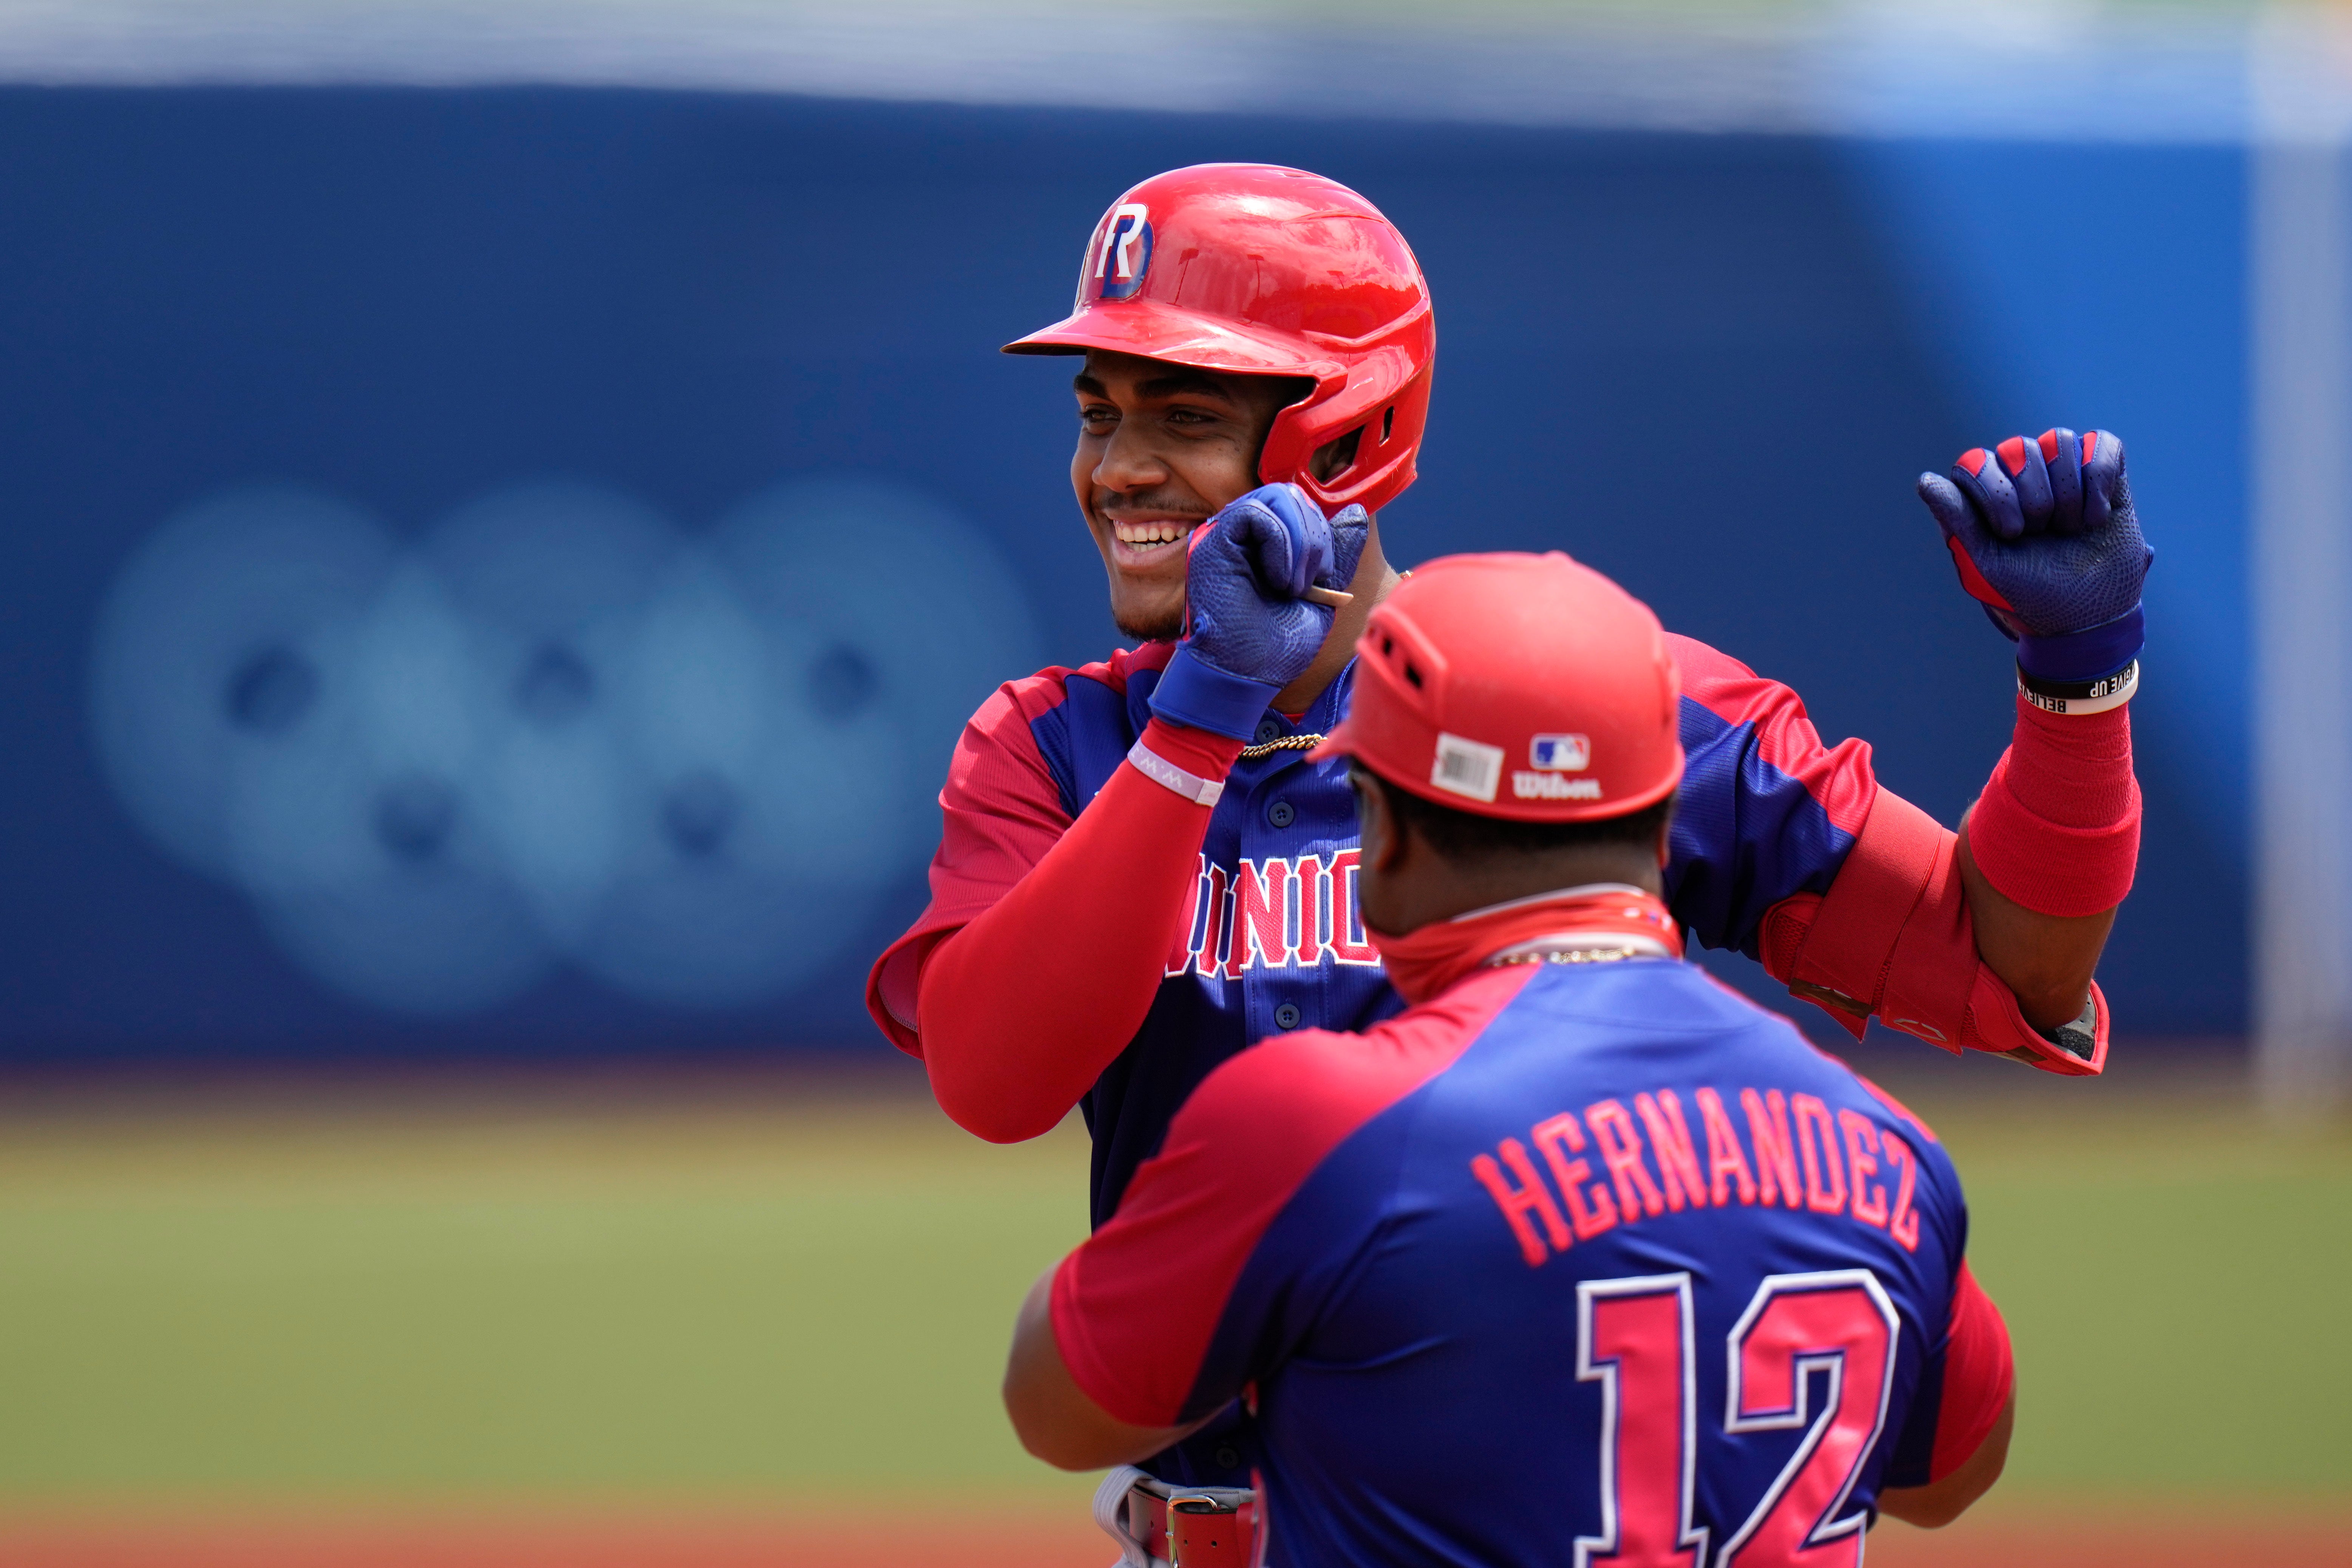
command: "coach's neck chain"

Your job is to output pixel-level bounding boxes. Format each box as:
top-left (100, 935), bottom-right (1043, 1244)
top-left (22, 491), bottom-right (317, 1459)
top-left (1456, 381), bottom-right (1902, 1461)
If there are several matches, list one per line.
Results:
top-left (1238, 732), bottom-right (1326, 761)
top-left (1486, 945), bottom-right (1645, 968)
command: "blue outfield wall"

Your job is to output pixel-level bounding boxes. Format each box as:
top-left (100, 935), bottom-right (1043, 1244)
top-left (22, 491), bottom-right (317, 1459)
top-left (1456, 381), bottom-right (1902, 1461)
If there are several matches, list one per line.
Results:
top-left (0, 89), bottom-right (2244, 1064)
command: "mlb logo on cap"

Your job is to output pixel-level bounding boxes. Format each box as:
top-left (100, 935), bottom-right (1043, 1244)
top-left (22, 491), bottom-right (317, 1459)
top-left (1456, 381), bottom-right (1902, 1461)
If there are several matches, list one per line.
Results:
top-left (1530, 734), bottom-right (1591, 772)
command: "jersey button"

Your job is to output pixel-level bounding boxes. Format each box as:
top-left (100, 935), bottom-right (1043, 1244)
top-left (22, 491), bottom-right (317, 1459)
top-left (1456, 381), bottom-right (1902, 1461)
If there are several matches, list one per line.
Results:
top-left (1273, 1002), bottom-right (1303, 1030)
top-left (1253, 717), bottom-right (1284, 744)
top-left (1267, 799), bottom-right (1296, 828)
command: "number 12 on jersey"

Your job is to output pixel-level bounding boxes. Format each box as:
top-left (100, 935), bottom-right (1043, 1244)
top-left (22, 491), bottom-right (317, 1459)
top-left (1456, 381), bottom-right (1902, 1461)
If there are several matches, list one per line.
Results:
top-left (1575, 1271), bottom-right (1901, 1568)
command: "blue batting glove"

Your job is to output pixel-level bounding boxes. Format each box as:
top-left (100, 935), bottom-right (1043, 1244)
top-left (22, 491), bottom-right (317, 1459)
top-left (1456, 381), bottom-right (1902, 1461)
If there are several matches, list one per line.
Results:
top-left (1149, 484), bottom-right (1369, 739)
top-left (1916, 428), bottom-right (2153, 684)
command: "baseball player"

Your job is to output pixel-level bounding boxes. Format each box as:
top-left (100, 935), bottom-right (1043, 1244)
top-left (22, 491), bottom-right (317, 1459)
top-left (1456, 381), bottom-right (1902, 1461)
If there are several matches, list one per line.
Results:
top-left (1004, 553), bottom-right (2013, 1568)
top-left (866, 165), bottom-right (2140, 1494)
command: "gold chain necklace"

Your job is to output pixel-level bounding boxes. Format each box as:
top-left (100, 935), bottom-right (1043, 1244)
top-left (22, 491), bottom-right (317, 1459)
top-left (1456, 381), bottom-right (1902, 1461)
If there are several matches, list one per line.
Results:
top-left (1231, 571), bottom-right (1402, 763)
top-left (1238, 732), bottom-right (1327, 761)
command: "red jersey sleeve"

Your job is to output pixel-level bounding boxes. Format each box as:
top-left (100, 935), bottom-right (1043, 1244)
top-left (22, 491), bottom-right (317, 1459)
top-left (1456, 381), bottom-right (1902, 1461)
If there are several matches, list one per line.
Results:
top-left (1051, 968), bottom-right (1531, 1427)
top-left (1670, 634), bottom-right (1877, 838)
top-left (1884, 1256), bottom-right (2014, 1491)
top-left (1929, 1261), bottom-right (2015, 1481)
top-left (1660, 635), bottom-right (1877, 961)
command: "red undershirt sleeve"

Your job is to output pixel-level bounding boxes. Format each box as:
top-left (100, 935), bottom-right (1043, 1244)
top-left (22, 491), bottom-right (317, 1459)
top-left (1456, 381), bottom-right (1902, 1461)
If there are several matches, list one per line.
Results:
top-left (914, 717), bottom-right (1243, 1144)
top-left (1967, 697), bottom-right (2140, 917)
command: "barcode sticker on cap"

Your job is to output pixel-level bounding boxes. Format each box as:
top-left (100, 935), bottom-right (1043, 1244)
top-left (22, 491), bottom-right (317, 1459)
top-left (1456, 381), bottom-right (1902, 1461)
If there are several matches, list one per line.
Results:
top-left (1430, 731), bottom-right (1504, 803)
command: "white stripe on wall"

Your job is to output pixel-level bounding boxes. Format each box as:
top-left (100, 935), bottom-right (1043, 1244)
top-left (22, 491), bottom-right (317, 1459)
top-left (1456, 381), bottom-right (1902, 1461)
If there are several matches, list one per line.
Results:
top-left (2250, 4), bottom-right (2352, 1116)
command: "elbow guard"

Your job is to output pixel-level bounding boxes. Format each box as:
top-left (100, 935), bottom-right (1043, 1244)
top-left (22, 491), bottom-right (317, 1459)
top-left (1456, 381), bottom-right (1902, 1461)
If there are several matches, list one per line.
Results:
top-left (1760, 791), bottom-right (2107, 1077)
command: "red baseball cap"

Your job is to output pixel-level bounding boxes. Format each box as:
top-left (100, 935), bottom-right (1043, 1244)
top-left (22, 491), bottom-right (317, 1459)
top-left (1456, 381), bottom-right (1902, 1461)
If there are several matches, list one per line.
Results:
top-left (1310, 553), bottom-right (1683, 822)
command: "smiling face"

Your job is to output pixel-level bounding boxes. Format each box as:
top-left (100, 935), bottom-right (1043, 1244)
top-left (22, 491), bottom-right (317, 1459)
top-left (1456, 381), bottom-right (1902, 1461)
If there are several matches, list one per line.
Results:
top-left (1071, 349), bottom-right (1311, 642)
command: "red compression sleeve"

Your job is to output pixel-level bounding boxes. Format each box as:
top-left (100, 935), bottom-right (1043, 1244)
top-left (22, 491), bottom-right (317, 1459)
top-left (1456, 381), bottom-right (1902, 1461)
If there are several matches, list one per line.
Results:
top-left (1964, 697), bottom-right (2140, 918)
top-left (1931, 1261), bottom-right (2015, 1481)
top-left (916, 718), bottom-right (1243, 1144)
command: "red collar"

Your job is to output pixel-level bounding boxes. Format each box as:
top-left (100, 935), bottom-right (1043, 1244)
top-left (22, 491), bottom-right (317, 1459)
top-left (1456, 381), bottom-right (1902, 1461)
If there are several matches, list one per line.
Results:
top-left (1368, 885), bottom-right (1682, 1005)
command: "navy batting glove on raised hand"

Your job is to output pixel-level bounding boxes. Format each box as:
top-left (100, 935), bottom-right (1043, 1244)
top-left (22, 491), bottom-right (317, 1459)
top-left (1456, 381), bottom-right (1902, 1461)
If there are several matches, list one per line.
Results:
top-left (1917, 428), bottom-right (2153, 685)
top-left (1149, 483), bottom-right (1369, 739)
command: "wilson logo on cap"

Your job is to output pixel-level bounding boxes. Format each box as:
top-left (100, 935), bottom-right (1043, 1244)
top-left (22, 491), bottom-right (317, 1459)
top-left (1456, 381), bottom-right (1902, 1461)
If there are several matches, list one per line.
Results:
top-left (1094, 203), bottom-right (1152, 300)
top-left (1513, 772), bottom-right (1602, 801)
top-left (1529, 734), bottom-right (1590, 771)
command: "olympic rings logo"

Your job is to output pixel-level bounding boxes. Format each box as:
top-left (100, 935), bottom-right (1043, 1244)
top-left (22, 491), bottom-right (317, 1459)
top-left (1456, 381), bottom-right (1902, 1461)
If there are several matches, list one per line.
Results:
top-left (88, 475), bottom-right (1040, 1017)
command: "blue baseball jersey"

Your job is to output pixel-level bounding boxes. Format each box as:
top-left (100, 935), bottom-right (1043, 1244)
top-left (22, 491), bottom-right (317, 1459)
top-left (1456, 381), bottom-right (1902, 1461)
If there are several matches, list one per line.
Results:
top-left (873, 635), bottom-right (1876, 1230)
top-left (1052, 957), bottom-right (2010, 1568)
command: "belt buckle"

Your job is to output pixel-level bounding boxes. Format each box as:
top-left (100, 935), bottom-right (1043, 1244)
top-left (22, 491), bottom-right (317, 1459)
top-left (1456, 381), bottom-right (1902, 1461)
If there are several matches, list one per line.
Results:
top-left (1144, 1482), bottom-right (1253, 1568)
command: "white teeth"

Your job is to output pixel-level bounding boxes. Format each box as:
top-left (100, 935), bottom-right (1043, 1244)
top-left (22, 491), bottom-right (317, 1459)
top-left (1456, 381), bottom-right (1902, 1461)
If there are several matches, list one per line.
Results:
top-left (1114, 521), bottom-right (1197, 547)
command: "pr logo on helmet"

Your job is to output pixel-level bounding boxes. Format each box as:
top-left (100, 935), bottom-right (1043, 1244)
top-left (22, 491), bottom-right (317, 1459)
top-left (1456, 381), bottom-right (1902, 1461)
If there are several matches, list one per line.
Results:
top-left (1093, 203), bottom-right (1153, 300)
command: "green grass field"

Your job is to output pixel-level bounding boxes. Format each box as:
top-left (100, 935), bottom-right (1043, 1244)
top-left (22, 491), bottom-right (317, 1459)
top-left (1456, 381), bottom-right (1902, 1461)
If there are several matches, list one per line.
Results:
top-left (0, 1063), bottom-right (2344, 1514)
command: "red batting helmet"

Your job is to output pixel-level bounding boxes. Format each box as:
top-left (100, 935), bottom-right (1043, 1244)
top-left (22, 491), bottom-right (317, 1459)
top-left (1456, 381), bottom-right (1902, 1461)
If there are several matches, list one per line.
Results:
top-left (1309, 553), bottom-right (1684, 822)
top-left (1004, 163), bottom-right (1436, 516)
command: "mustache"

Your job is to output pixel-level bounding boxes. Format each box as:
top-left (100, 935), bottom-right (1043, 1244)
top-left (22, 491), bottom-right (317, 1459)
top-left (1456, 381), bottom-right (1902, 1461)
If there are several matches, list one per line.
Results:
top-left (1097, 493), bottom-right (1210, 522)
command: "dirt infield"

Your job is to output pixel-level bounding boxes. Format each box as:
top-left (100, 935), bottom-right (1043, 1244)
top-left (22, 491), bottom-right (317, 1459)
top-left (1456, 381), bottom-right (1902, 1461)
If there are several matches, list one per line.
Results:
top-left (3, 1505), bottom-right (2347, 1567)
top-left (0, 1509), bottom-right (1114, 1568)
top-left (1865, 1509), bottom-right (2352, 1567)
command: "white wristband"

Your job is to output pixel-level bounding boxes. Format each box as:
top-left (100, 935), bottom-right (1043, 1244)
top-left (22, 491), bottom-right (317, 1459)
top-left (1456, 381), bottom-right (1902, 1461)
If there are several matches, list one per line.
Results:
top-left (1127, 739), bottom-right (1225, 806)
top-left (2018, 659), bottom-right (2139, 717)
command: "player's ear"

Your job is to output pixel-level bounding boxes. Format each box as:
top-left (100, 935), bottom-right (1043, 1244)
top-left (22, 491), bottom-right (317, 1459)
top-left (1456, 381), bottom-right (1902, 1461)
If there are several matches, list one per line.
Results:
top-left (1309, 425), bottom-right (1362, 484)
top-left (1652, 794), bottom-right (1677, 869)
top-left (1352, 767), bottom-right (1405, 875)
top-left (1375, 782), bottom-right (1408, 872)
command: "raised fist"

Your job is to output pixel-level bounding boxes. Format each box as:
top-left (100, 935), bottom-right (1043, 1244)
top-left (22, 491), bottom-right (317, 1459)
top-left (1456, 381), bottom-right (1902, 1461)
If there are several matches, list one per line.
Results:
top-left (1917, 428), bottom-right (2153, 684)
top-left (1147, 484), bottom-right (1368, 738)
